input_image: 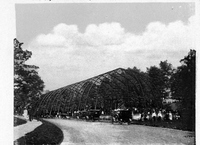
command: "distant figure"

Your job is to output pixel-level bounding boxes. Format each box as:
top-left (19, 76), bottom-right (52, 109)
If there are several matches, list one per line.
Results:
top-left (35, 109), bottom-right (40, 121)
top-left (169, 111), bottom-right (173, 121)
top-left (28, 106), bottom-right (33, 121)
top-left (141, 112), bottom-right (145, 121)
top-left (146, 112), bottom-right (150, 120)
top-left (23, 109), bottom-right (29, 120)
top-left (165, 112), bottom-right (169, 121)
top-left (56, 112), bottom-right (59, 118)
top-left (158, 111), bottom-right (162, 121)
top-left (152, 111), bottom-right (156, 122)
top-left (174, 111), bottom-right (180, 120)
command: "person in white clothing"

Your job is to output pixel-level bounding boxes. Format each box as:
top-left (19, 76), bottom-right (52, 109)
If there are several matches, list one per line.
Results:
top-left (152, 111), bottom-right (156, 121)
top-left (169, 111), bottom-right (173, 121)
top-left (158, 110), bottom-right (162, 121)
top-left (146, 112), bottom-right (150, 120)
top-left (23, 109), bottom-right (29, 120)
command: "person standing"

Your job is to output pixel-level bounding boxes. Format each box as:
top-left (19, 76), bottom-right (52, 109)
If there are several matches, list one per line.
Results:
top-left (28, 106), bottom-right (33, 121)
top-left (152, 111), bottom-right (157, 122)
top-left (23, 108), bottom-right (29, 120)
top-left (158, 110), bottom-right (162, 121)
top-left (169, 111), bottom-right (173, 121)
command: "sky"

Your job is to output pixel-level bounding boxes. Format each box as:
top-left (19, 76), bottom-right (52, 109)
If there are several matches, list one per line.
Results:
top-left (15, 2), bottom-right (196, 91)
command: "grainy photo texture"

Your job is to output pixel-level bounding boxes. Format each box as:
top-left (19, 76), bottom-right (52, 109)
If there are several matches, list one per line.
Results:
top-left (14, 2), bottom-right (196, 145)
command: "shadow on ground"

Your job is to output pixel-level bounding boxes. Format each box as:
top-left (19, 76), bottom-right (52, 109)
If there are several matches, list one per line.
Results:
top-left (14, 120), bottom-right (64, 145)
top-left (14, 117), bottom-right (27, 127)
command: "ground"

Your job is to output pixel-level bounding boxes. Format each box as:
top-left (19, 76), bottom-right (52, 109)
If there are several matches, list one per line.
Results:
top-left (46, 119), bottom-right (195, 145)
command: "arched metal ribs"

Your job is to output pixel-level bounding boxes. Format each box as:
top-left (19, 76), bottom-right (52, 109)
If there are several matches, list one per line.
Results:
top-left (51, 82), bottom-right (85, 113)
top-left (80, 69), bottom-right (126, 110)
top-left (36, 91), bottom-right (56, 113)
top-left (33, 68), bottom-right (156, 114)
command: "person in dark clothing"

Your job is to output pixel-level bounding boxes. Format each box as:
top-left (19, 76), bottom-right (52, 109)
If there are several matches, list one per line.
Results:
top-left (28, 106), bottom-right (33, 121)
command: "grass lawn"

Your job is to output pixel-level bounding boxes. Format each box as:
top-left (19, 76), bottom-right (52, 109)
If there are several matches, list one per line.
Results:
top-left (14, 117), bottom-right (27, 127)
top-left (14, 120), bottom-right (64, 145)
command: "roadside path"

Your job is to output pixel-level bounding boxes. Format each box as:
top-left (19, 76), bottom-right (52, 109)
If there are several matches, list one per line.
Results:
top-left (46, 119), bottom-right (195, 145)
top-left (14, 116), bottom-right (42, 141)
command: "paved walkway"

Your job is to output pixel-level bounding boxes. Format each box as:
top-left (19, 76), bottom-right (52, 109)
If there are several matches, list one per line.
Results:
top-left (14, 116), bottom-right (42, 141)
top-left (47, 119), bottom-right (195, 145)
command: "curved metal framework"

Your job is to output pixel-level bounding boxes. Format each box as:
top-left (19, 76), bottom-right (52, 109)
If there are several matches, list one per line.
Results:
top-left (34, 68), bottom-right (155, 116)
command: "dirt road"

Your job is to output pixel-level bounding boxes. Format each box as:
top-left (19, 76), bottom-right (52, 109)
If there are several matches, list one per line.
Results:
top-left (46, 119), bottom-right (194, 145)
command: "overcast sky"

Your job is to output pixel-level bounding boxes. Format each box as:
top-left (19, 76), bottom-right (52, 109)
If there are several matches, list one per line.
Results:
top-left (15, 2), bottom-right (196, 91)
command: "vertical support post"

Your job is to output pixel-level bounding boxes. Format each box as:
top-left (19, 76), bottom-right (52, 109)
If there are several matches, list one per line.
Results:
top-left (111, 96), bottom-right (114, 124)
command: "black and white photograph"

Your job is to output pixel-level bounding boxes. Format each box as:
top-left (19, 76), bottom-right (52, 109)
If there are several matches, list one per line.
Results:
top-left (10, 0), bottom-right (198, 144)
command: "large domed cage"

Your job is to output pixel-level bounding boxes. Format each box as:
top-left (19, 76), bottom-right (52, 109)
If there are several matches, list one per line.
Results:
top-left (32, 68), bottom-right (157, 117)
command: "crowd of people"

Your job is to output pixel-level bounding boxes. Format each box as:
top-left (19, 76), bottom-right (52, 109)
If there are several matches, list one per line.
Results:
top-left (22, 105), bottom-right (181, 125)
top-left (132, 108), bottom-right (181, 122)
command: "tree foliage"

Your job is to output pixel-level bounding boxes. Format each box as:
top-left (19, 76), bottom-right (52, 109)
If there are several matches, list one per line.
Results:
top-left (171, 50), bottom-right (195, 130)
top-left (159, 60), bottom-right (173, 94)
top-left (146, 61), bottom-right (173, 108)
top-left (171, 50), bottom-right (195, 101)
top-left (97, 67), bottom-right (157, 112)
top-left (14, 39), bottom-right (44, 113)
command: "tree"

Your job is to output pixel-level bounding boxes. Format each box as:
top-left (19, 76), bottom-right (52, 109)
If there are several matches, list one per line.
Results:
top-left (14, 39), bottom-right (44, 114)
top-left (171, 50), bottom-right (195, 131)
top-left (159, 60), bottom-right (173, 98)
top-left (146, 66), bottom-right (164, 108)
top-left (146, 61), bottom-right (173, 108)
top-left (97, 67), bottom-right (156, 112)
top-left (126, 67), bottom-right (155, 109)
